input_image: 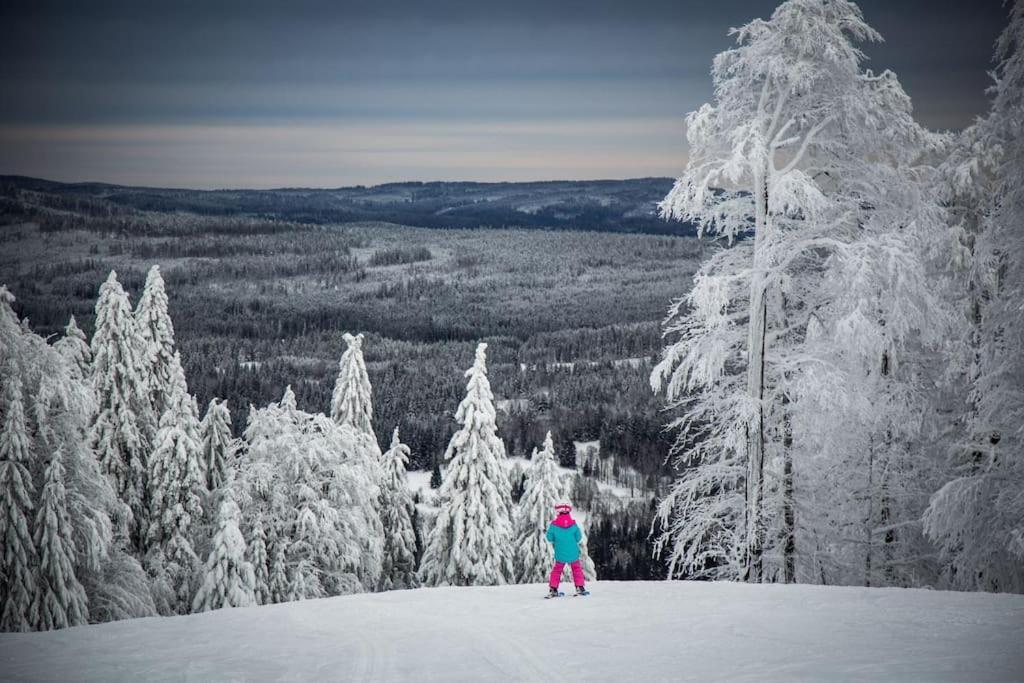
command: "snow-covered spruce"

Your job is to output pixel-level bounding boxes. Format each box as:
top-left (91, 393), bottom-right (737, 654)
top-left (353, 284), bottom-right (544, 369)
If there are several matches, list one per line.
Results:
top-left (236, 386), bottom-right (383, 599)
top-left (33, 448), bottom-right (89, 630)
top-left (419, 343), bottom-right (515, 586)
top-left (53, 316), bottom-right (91, 381)
top-left (330, 332), bottom-right (377, 445)
top-left (654, 0), bottom-right (947, 584)
top-left (513, 433), bottom-right (564, 583)
top-left (0, 287), bottom-right (156, 630)
top-left (145, 352), bottom-right (205, 614)
top-left (135, 264), bottom-right (178, 421)
top-left (0, 373), bottom-right (39, 632)
top-left (90, 271), bottom-right (156, 551)
top-left (192, 495), bottom-right (256, 612)
top-left (199, 398), bottom-right (236, 491)
top-left (379, 428), bottom-right (419, 590)
top-left (247, 513), bottom-right (271, 605)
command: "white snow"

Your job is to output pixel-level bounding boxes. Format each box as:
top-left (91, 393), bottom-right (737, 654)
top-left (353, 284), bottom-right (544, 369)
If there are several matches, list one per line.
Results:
top-left (2, 581), bottom-right (1021, 682)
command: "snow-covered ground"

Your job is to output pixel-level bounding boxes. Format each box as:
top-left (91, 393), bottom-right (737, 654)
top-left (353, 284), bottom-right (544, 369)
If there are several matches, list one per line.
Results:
top-left (2, 581), bottom-right (1021, 682)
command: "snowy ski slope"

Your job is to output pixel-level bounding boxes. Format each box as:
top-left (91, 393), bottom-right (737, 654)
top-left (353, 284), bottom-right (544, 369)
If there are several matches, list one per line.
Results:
top-left (1, 581), bottom-right (1021, 682)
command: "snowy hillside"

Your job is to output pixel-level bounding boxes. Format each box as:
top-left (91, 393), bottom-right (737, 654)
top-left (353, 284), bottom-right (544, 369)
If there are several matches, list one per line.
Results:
top-left (2, 582), bottom-right (1021, 682)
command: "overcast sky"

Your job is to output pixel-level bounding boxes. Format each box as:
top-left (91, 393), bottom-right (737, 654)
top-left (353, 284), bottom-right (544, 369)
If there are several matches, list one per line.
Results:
top-left (0, 0), bottom-right (1007, 189)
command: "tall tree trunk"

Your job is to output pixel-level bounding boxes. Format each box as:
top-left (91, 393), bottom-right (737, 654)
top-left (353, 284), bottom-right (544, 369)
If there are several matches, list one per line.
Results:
top-left (745, 164), bottom-right (770, 583)
top-left (782, 406), bottom-right (795, 584)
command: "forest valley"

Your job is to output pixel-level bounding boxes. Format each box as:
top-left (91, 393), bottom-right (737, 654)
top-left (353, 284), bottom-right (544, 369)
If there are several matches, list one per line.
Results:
top-left (1, 0), bottom-right (1023, 634)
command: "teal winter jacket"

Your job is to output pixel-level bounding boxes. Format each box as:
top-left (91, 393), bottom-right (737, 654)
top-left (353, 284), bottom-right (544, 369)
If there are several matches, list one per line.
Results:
top-left (546, 518), bottom-right (582, 563)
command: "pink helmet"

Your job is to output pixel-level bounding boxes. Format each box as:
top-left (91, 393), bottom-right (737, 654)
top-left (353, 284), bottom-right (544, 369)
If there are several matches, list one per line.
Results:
top-left (554, 504), bottom-right (572, 514)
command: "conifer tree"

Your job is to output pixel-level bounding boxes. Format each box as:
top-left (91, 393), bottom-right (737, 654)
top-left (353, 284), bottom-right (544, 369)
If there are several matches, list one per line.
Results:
top-left (248, 513), bottom-right (271, 605)
top-left (0, 374), bottom-right (39, 632)
top-left (33, 448), bottom-right (89, 630)
top-left (419, 343), bottom-right (514, 586)
top-left (199, 398), bottom-right (235, 491)
top-left (379, 427), bottom-right (419, 590)
top-left (146, 352), bottom-right (204, 612)
top-left (330, 332), bottom-right (377, 443)
top-left (192, 496), bottom-right (256, 612)
top-left (135, 265), bottom-right (178, 419)
top-left (513, 434), bottom-right (565, 583)
top-left (90, 271), bottom-right (154, 550)
top-left (53, 316), bottom-right (92, 380)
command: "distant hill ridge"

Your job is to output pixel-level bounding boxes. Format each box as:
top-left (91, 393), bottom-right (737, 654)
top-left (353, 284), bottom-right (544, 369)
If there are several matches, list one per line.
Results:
top-left (0, 175), bottom-right (691, 235)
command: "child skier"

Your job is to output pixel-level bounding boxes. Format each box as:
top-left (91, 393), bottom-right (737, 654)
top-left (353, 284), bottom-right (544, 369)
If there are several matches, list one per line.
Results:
top-left (546, 503), bottom-right (589, 597)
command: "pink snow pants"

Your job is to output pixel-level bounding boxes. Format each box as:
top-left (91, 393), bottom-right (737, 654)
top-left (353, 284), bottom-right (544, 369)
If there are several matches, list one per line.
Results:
top-left (549, 560), bottom-right (585, 589)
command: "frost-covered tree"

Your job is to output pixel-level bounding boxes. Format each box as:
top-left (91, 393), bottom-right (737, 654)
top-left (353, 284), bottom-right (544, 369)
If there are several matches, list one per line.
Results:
top-left (135, 265), bottom-right (178, 420)
top-left (33, 448), bottom-right (89, 630)
top-left (0, 373), bottom-right (39, 632)
top-left (379, 427), bottom-right (419, 590)
top-left (146, 352), bottom-right (204, 613)
top-left (199, 398), bottom-right (236, 491)
top-left (236, 386), bottom-right (383, 600)
top-left (513, 434), bottom-right (564, 583)
top-left (330, 333), bottom-right (377, 442)
top-left (90, 271), bottom-right (155, 550)
top-left (654, 0), bottom-right (944, 582)
top-left (419, 343), bottom-right (515, 586)
top-left (924, 1), bottom-right (1024, 593)
top-left (53, 316), bottom-right (92, 381)
top-left (0, 287), bottom-right (156, 626)
top-left (192, 495), bottom-right (256, 612)
top-left (247, 513), bottom-right (271, 605)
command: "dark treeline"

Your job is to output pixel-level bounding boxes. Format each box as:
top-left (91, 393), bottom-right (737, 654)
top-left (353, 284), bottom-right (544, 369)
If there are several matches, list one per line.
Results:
top-left (1, 175), bottom-right (695, 236)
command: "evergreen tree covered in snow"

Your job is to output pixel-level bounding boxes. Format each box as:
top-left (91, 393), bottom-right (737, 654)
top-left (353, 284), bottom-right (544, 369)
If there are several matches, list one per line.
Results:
top-left (924, 0), bottom-right (1024, 593)
top-left (199, 398), bottom-right (236, 491)
top-left (146, 353), bottom-right (204, 613)
top-left (419, 343), bottom-right (514, 586)
top-left (330, 333), bottom-right (377, 444)
top-left (135, 265), bottom-right (178, 420)
top-left (0, 373), bottom-right (39, 632)
top-left (236, 386), bottom-right (383, 600)
top-left (247, 513), bottom-right (271, 605)
top-left (1, 287), bottom-right (156, 628)
top-left (192, 495), bottom-right (256, 612)
top-left (513, 434), bottom-right (564, 583)
top-left (90, 271), bottom-right (155, 550)
top-left (379, 428), bottom-right (419, 590)
top-left (33, 448), bottom-right (89, 630)
top-left (53, 316), bottom-right (91, 381)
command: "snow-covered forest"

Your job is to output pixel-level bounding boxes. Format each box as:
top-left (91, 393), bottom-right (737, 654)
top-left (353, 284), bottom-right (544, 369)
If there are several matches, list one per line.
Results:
top-left (1, 0), bottom-right (1022, 641)
top-left (652, 0), bottom-right (1024, 593)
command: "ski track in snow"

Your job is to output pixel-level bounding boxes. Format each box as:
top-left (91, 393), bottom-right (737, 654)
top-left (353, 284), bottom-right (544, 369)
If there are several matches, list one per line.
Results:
top-left (1, 581), bottom-right (1022, 682)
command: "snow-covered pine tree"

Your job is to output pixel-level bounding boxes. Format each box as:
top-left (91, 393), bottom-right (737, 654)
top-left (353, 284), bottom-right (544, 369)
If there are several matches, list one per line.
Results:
top-left (90, 270), bottom-right (155, 551)
top-left (248, 513), bottom-right (271, 605)
top-left (654, 0), bottom-right (943, 583)
top-left (513, 435), bottom-right (564, 583)
top-left (419, 343), bottom-right (515, 586)
top-left (192, 495), bottom-right (256, 612)
top-left (135, 265), bottom-right (178, 420)
top-left (146, 352), bottom-right (204, 613)
top-left (0, 373), bottom-right (39, 632)
top-left (53, 316), bottom-right (92, 380)
top-left (379, 427), bottom-right (419, 590)
top-left (924, 0), bottom-right (1024, 593)
top-left (199, 398), bottom-right (236, 491)
top-left (32, 448), bottom-right (89, 630)
top-left (1, 287), bottom-right (156, 625)
top-left (330, 332), bottom-right (377, 444)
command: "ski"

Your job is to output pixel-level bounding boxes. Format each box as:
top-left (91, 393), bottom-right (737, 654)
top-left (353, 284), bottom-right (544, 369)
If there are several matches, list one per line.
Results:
top-left (545, 591), bottom-right (566, 599)
top-left (574, 589), bottom-right (590, 597)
